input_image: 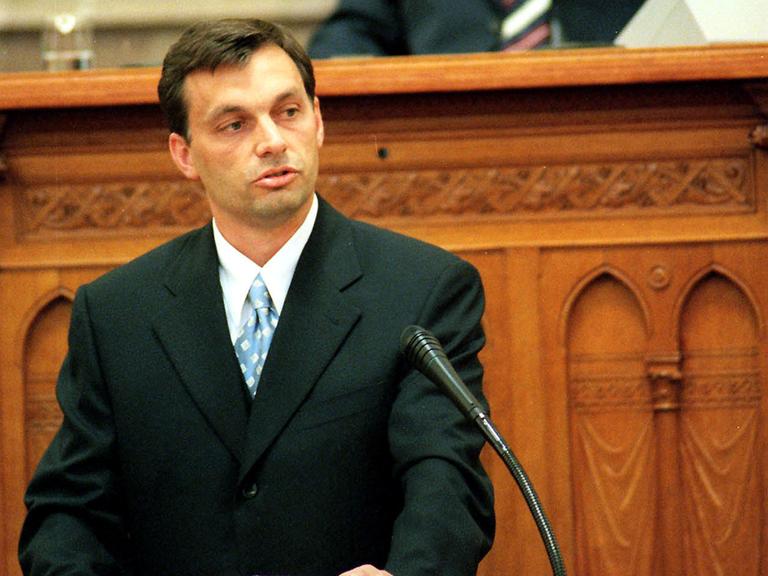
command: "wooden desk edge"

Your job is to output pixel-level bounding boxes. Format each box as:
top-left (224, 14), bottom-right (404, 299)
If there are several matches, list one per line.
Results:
top-left (0, 44), bottom-right (767, 111)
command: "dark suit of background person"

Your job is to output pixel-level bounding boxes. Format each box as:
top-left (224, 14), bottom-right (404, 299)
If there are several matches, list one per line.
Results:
top-left (18, 18), bottom-right (494, 576)
top-left (308, 0), bottom-right (645, 58)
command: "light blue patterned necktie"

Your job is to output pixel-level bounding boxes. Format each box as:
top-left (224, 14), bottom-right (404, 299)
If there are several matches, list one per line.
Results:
top-left (234, 274), bottom-right (278, 398)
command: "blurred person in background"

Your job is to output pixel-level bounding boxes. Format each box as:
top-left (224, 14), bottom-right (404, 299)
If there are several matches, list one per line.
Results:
top-left (309, 0), bottom-right (644, 58)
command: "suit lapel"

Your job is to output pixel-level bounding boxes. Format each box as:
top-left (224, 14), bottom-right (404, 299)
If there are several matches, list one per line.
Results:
top-left (152, 225), bottom-right (249, 464)
top-left (238, 199), bottom-right (362, 482)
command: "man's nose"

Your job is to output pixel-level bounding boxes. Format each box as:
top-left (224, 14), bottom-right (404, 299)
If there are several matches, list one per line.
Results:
top-left (254, 117), bottom-right (288, 157)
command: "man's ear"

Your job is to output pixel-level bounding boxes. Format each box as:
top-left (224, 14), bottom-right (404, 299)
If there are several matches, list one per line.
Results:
top-left (168, 132), bottom-right (200, 180)
top-left (313, 97), bottom-right (325, 148)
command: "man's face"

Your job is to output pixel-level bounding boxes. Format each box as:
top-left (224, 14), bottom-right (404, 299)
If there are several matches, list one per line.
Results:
top-left (169, 44), bottom-right (324, 232)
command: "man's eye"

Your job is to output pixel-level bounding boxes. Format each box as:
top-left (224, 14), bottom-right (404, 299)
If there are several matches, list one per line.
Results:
top-left (223, 120), bottom-right (243, 131)
top-left (284, 107), bottom-right (300, 118)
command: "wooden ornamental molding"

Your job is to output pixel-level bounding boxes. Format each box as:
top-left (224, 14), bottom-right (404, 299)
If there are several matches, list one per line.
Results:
top-left (320, 158), bottom-right (752, 220)
top-left (18, 180), bottom-right (211, 238)
top-left (15, 156), bottom-right (753, 239)
top-left (681, 347), bottom-right (762, 410)
top-left (570, 373), bottom-right (652, 413)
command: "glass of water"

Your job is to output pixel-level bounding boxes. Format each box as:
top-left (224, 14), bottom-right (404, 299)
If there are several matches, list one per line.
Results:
top-left (41, 13), bottom-right (94, 71)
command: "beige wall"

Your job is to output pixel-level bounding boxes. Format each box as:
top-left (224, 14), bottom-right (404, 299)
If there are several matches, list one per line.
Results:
top-left (0, 0), bottom-right (337, 71)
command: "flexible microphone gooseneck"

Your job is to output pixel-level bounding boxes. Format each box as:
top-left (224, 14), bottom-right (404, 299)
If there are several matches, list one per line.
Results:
top-left (400, 325), bottom-right (567, 576)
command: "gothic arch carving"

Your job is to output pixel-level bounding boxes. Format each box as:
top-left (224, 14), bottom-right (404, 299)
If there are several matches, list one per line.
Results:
top-left (673, 264), bottom-right (764, 340)
top-left (18, 288), bottom-right (75, 346)
top-left (564, 272), bottom-right (654, 575)
top-left (676, 270), bottom-right (763, 576)
top-left (559, 265), bottom-right (651, 344)
top-left (21, 289), bottom-right (75, 480)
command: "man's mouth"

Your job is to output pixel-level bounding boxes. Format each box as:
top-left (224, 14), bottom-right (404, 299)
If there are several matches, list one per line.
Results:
top-left (254, 167), bottom-right (298, 189)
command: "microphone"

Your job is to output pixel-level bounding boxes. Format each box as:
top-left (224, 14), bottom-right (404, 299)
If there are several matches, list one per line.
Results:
top-left (399, 325), bottom-right (567, 576)
top-left (399, 325), bottom-right (485, 421)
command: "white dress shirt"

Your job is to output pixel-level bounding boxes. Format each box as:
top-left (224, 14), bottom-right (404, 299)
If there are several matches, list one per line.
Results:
top-left (213, 194), bottom-right (319, 344)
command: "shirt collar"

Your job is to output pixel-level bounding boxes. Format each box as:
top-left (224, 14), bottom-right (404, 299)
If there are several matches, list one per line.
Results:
top-left (213, 194), bottom-right (318, 339)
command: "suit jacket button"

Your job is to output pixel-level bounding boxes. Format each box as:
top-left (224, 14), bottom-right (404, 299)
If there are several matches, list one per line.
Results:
top-left (242, 484), bottom-right (259, 499)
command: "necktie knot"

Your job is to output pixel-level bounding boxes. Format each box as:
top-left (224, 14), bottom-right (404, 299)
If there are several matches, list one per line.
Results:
top-left (248, 276), bottom-right (274, 312)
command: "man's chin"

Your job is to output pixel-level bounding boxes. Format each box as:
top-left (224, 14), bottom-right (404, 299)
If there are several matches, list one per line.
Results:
top-left (247, 190), bottom-right (312, 227)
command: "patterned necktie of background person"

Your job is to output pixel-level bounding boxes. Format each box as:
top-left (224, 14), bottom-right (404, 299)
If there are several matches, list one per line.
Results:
top-left (498, 0), bottom-right (552, 50)
top-left (234, 274), bottom-right (279, 398)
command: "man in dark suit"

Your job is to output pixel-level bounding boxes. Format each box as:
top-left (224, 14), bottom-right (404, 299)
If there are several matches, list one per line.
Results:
top-left (309, 0), bottom-right (507, 56)
top-left (308, 0), bottom-right (645, 58)
top-left (19, 18), bottom-right (494, 576)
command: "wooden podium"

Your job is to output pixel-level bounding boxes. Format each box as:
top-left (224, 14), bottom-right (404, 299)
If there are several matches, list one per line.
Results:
top-left (1, 45), bottom-right (767, 575)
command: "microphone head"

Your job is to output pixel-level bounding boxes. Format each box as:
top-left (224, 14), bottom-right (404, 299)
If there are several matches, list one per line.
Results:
top-left (400, 325), bottom-right (482, 419)
top-left (399, 325), bottom-right (425, 358)
top-left (400, 325), bottom-right (447, 370)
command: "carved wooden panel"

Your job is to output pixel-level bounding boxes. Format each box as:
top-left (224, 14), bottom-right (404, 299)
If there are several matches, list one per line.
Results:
top-left (679, 273), bottom-right (763, 576)
top-left (13, 157), bottom-right (753, 239)
top-left (567, 275), bottom-right (655, 576)
top-left (18, 181), bottom-right (210, 239)
top-left (543, 245), bottom-right (768, 576)
top-left (23, 296), bottom-right (71, 480)
top-left (320, 159), bottom-right (753, 220)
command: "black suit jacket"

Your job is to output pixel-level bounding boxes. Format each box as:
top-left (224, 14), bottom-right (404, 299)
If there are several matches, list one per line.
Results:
top-left (307, 0), bottom-right (645, 57)
top-left (309, 0), bottom-right (505, 57)
top-left (20, 198), bottom-right (494, 576)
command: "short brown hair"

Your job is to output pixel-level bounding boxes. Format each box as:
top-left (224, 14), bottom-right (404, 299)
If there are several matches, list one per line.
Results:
top-left (157, 18), bottom-right (316, 139)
